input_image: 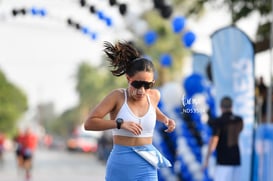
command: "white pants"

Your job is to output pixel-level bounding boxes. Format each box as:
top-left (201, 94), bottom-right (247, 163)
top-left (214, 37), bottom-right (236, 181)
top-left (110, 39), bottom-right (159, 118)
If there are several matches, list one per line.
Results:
top-left (213, 165), bottom-right (241, 181)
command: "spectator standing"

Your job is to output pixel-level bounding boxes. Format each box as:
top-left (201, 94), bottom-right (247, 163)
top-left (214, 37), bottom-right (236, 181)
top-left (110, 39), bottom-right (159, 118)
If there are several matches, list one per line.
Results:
top-left (203, 96), bottom-right (243, 181)
top-left (257, 76), bottom-right (268, 123)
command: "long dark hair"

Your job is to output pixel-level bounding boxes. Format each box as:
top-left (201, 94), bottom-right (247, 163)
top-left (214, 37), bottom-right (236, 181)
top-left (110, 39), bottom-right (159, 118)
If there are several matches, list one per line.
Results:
top-left (103, 41), bottom-right (155, 77)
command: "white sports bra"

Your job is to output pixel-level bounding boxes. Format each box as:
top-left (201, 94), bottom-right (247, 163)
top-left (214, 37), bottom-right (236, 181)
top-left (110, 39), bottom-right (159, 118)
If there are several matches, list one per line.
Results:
top-left (112, 89), bottom-right (156, 137)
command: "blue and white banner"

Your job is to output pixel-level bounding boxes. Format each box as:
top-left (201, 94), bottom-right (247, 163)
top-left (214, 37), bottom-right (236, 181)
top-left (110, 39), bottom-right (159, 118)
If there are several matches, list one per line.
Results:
top-left (211, 26), bottom-right (255, 181)
top-left (253, 124), bottom-right (273, 181)
top-left (192, 52), bottom-right (210, 80)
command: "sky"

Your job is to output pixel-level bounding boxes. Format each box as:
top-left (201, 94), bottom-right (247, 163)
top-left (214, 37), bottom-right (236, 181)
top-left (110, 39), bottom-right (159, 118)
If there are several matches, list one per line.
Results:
top-left (0, 0), bottom-right (271, 114)
top-left (0, 0), bottom-right (137, 113)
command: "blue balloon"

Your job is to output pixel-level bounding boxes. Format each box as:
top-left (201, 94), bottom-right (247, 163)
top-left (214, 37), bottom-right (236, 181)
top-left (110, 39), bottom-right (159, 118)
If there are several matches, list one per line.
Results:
top-left (39, 9), bottom-right (47, 16)
top-left (30, 7), bottom-right (38, 15)
top-left (90, 32), bottom-right (97, 40)
top-left (160, 54), bottom-right (172, 67)
top-left (30, 7), bottom-right (47, 16)
top-left (81, 27), bottom-right (89, 34)
top-left (105, 17), bottom-right (112, 27)
top-left (183, 73), bottom-right (206, 97)
top-left (172, 16), bottom-right (185, 33)
top-left (97, 11), bottom-right (104, 20)
top-left (182, 31), bottom-right (196, 48)
top-left (157, 99), bottom-right (163, 109)
top-left (143, 30), bottom-right (157, 46)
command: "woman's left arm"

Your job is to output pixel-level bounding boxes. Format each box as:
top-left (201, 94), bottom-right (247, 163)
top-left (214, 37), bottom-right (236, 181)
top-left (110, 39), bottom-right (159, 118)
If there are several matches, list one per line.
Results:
top-left (151, 89), bottom-right (175, 133)
top-left (156, 107), bottom-right (176, 133)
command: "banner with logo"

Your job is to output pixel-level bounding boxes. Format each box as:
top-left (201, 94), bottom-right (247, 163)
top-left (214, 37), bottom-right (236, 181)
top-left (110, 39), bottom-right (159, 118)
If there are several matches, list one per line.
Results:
top-left (252, 124), bottom-right (273, 181)
top-left (192, 52), bottom-right (210, 80)
top-left (211, 26), bottom-right (255, 181)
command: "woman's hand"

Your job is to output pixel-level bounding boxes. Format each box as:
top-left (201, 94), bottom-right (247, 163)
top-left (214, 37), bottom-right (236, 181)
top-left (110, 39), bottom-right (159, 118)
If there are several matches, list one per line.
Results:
top-left (121, 122), bottom-right (143, 135)
top-left (164, 118), bottom-right (176, 133)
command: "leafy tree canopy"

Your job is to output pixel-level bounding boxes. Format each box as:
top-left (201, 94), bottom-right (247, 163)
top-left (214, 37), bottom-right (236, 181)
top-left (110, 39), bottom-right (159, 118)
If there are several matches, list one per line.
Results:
top-left (0, 69), bottom-right (28, 136)
top-left (48, 61), bottom-right (127, 137)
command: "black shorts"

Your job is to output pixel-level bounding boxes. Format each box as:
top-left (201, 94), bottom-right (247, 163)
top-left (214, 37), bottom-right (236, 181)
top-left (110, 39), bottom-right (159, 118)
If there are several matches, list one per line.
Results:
top-left (15, 144), bottom-right (23, 156)
top-left (16, 149), bottom-right (23, 156)
top-left (23, 149), bottom-right (33, 160)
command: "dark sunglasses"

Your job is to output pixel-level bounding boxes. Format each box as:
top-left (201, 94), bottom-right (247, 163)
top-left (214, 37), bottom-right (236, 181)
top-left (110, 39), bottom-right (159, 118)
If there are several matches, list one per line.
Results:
top-left (131, 80), bottom-right (155, 89)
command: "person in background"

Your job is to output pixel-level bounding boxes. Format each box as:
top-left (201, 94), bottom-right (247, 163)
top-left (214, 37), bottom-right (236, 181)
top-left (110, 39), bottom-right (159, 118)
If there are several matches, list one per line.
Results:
top-left (84, 41), bottom-right (176, 181)
top-left (14, 128), bottom-right (25, 172)
top-left (43, 134), bottom-right (53, 149)
top-left (21, 127), bottom-right (38, 181)
top-left (0, 131), bottom-right (6, 162)
top-left (203, 96), bottom-right (243, 181)
top-left (257, 76), bottom-right (268, 123)
top-left (97, 130), bottom-right (112, 163)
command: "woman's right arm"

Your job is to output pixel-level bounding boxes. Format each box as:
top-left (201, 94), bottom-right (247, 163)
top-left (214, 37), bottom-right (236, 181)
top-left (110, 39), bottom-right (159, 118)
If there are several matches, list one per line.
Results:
top-left (84, 89), bottom-right (121, 131)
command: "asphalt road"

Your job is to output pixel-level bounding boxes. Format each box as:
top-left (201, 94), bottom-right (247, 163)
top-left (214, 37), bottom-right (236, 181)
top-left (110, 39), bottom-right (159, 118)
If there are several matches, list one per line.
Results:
top-left (0, 148), bottom-right (106, 181)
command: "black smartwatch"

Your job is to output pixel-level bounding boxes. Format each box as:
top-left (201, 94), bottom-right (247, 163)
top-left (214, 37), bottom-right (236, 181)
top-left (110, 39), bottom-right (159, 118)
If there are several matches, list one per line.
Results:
top-left (116, 118), bottom-right (124, 129)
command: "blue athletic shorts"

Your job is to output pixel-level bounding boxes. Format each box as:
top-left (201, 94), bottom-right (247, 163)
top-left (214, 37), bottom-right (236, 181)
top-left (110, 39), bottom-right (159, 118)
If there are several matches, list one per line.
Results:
top-left (105, 144), bottom-right (158, 181)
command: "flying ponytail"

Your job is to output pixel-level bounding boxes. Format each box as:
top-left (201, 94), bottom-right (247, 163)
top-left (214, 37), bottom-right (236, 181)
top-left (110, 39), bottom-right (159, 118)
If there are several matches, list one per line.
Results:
top-left (103, 41), bottom-right (155, 77)
top-left (103, 41), bottom-right (140, 76)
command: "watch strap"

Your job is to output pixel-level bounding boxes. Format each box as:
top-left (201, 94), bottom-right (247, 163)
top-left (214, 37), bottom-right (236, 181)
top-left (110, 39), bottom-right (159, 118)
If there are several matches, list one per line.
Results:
top-left (116, 118), bottom-right (123, 129)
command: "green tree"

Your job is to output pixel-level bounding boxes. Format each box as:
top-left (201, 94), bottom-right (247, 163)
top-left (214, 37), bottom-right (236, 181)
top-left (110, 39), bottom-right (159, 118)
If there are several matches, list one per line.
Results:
top-left (0, 69), bottom-right (28, 135)
top-left (49, 107), bottom-right (81, 137)
top-left (48, 61), bottom-right (126, 137)
top-left (76, 61), bottom-right (126, 121)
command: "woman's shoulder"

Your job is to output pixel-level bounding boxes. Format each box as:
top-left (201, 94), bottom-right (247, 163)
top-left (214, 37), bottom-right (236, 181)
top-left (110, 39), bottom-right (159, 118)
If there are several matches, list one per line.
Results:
top-left (149, 88), bottom-right (160, 96)
top-left (148, 89), bottom-right (161, 103)
top-left (100, 89), bottom-right (125, 109)
top-left (107, 88), bottom-right (125, 99)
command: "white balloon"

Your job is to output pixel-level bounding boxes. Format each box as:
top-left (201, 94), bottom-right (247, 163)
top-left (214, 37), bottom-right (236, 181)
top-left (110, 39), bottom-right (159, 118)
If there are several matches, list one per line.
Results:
top-left (177, 137), bottom-right (187, 147)
top-left (133, 20), bottom-right (148, 36)
top-left (124, 12), bottom-right (139, 26)
top-left (177, 146), bottom-right (189, 155)
top-left (160, 82), bottom-right (183, 111)
top-left (183, 152), bottom-right (195, 163)
top-left (192, 94), bottom-right (208, 111)
top-left (194, 172), bottom-right (204, 181)
top-left (189, 161), bottom-right (201, 172)
top-left (192, 93), bottom-right (209, 123)
top-left (174, 160), bottom-right (182, 173)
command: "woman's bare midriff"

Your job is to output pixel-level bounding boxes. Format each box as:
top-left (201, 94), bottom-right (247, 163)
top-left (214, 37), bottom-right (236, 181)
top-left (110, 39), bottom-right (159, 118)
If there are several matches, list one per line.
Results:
top-left (113, 135), bottom-right (153, 146)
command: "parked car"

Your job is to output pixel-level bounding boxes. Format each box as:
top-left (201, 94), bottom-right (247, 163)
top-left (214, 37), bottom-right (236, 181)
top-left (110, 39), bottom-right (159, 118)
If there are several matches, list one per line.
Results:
top-left (66, 124), bottom-right (102, 153)
top-left (66, 134), bottom-right (98, 153)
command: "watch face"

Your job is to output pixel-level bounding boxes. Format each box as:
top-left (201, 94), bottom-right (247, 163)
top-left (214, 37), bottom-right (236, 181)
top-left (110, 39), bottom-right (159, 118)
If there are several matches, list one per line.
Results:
top-left (117, 118), bottom-right (123, 123)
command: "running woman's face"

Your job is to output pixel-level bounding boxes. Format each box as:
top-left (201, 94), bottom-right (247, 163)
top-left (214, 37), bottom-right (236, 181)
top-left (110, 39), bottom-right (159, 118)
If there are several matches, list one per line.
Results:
top-left (127, 71), bottom-right (154, 100)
